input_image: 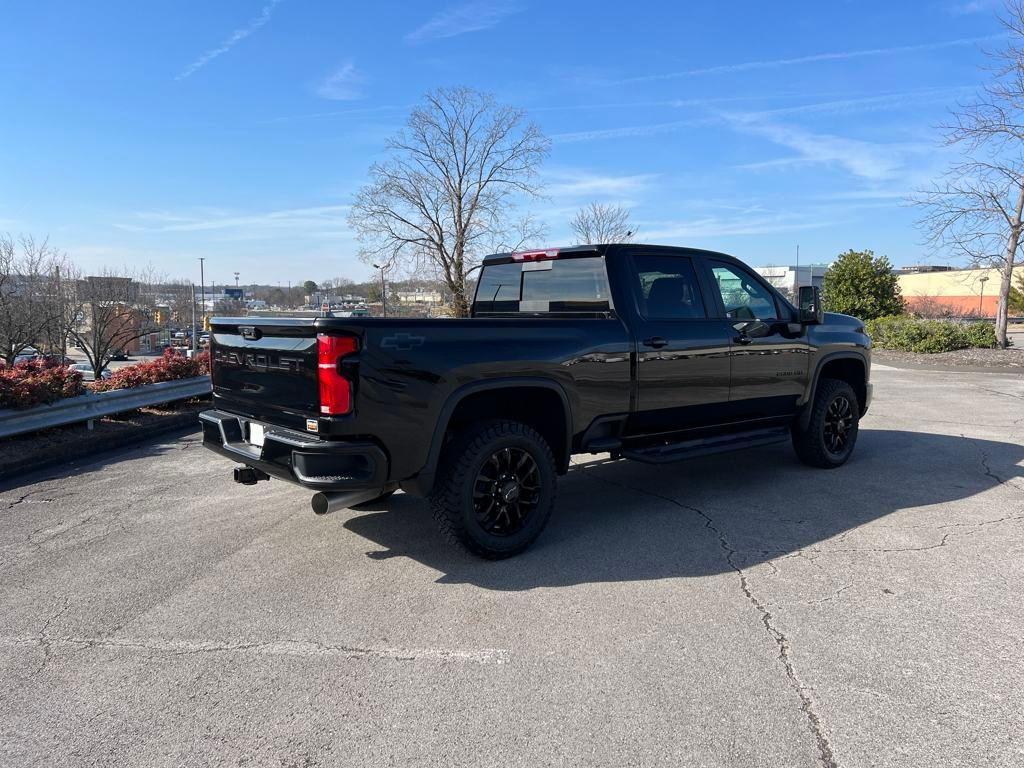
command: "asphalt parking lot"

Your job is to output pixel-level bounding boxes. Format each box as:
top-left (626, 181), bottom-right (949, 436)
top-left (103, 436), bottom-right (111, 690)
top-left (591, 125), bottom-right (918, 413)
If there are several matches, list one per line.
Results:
top-left (1, 364), bottom-right (1022, 767)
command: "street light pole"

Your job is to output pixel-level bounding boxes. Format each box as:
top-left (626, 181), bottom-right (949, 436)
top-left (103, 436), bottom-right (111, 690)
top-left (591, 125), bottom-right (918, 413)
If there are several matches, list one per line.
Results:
top-left (979, 275), bottom-right (989, 315)
top-left (372, 263), bottom-right (388, 317)
top-left (191, 283), bottom-right (198, 354)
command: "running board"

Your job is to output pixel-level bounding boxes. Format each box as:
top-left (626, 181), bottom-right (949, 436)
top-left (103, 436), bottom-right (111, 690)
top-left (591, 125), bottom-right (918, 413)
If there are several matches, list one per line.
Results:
top-left (621, 427), bottom-right (790, 465)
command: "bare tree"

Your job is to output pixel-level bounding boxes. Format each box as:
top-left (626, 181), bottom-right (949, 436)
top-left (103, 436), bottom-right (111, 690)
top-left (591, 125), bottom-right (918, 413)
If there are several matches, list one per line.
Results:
top-left (913, 0), bottom-right (1024, 348)
top-left (0, 234), bottom-right (71, 364)
top-left (569, 202), bottom-right (635, 245)
top-left (69, 270), bottom-right (159, 376)
top-left (348, 87), bottom-right (550, 317)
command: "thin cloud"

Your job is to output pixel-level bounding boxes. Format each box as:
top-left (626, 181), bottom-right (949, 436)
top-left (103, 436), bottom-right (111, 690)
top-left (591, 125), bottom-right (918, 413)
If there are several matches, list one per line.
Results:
top-left (315, 62), bottom-right (364, 101)
top-left (725, 114), bottom-right (929, 181)
top-left (613, 34), bottom-right (1001, 84)
top-left (406, 1), bottom-right (522, 43)
top-left (114, 205), bottom-right (349, 234)
top-left (641, 213), bottom-right (836, 241)
top-left (176, 0), bottom-right (284, 80)
top-left (263, 104), bottom-right (408, 124)
top-left (949, 0), bottom-right (1000, 15)
top-left (544, 169), bottom-right (658, 197)
top-left (552, 118), bottom-right (711, 144)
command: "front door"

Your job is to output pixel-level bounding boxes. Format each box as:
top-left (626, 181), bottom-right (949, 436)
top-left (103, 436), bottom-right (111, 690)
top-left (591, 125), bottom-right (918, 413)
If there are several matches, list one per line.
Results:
top-left (627, 253), bottom-right (734, 434)
top-left (704, 260), bottom-right (810, 420)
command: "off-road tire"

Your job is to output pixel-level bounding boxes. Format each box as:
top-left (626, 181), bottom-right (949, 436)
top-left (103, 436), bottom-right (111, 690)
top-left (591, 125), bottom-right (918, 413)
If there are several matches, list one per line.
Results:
top-left (429, 419), bottom-right (557, 559)
top-left (792, 377), bottom-right (860, 468)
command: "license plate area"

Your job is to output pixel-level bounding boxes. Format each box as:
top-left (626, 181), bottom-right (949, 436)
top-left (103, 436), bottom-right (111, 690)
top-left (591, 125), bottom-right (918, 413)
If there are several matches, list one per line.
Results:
top-left (248, 422), bottom-right (266, 448)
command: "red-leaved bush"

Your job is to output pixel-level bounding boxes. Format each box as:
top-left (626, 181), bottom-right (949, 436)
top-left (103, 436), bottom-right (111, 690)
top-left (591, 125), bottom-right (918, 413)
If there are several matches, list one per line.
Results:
top-left (91, 349), bottom-right (210, 393)
top-left (0, 357), bottom-right (86, 410)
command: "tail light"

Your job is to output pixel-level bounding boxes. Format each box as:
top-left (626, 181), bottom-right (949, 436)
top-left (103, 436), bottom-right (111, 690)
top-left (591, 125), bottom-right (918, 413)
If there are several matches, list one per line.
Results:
top-left (317, 333), bottom-right (359, 415)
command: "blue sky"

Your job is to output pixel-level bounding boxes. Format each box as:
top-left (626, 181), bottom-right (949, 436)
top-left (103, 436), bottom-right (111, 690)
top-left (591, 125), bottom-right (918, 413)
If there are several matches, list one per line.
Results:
top-left (0, 0), bottom-right (1007, 285)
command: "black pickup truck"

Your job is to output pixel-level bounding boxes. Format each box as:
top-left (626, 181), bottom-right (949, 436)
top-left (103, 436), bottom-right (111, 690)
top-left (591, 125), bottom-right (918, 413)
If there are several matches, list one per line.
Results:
top-left (200, 244), bottom-right (871, 558)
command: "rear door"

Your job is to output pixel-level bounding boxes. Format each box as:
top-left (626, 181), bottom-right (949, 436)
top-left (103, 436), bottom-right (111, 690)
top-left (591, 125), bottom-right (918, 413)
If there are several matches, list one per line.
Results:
top-left (210, 320), bottom-right (320, 430)
top-left (626, 252), bottom-right (733, 434)
top-left (702, 259), bottom-right (810, 420)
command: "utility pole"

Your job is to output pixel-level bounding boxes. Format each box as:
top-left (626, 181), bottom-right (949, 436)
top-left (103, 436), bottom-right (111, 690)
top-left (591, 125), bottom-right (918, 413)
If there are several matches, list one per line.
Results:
top-left (55, 264), bottom-right (66, 361)
top-left (198, 257), bottom-right (206, 332)
top-left (373, 263), bottom-right (388, 317)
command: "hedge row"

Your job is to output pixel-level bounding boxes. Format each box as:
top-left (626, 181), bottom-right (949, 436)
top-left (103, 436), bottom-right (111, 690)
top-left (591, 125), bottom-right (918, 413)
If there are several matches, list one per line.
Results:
top-left (91, 349), bottom-right (210, 392)
top-left (866, 316), bottom-right (998, 353)
top-left (0, 358), bottom-right (85, 409)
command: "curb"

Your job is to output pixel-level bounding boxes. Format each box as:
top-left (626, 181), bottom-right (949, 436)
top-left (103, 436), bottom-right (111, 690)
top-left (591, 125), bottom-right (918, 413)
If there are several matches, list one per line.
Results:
top-left (0, 410), bottom-right (202, 484)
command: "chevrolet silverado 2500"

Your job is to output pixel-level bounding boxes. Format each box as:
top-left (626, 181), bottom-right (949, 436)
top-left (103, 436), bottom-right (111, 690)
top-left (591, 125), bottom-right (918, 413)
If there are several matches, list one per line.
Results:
top-left (200, 244), bottom-right (871, 558)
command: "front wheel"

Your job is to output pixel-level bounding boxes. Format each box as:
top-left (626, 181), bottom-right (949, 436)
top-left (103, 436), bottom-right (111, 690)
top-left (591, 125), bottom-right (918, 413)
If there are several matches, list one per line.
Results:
top-left (792, 378), bottom-right (860, 468)
top-left (429, 420), bottom-right (557, 559)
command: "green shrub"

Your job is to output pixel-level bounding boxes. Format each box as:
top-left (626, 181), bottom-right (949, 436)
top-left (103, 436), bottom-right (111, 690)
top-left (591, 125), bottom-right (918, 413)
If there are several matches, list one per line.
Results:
top-left (960, 321), bottom-right (998, 349)
top-left (822, 249), bottom-right (905, 320)
top-left (866, 315), bottom-right (998, 353)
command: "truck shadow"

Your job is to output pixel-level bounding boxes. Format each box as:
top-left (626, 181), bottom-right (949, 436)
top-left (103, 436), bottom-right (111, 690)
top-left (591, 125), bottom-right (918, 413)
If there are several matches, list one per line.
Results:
top-left (343, 428), bottom-right (1024, 591)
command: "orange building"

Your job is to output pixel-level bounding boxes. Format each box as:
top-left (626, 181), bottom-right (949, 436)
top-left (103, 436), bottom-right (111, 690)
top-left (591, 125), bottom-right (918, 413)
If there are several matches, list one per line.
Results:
top-left (897, 266), bottom-right (1024, 316)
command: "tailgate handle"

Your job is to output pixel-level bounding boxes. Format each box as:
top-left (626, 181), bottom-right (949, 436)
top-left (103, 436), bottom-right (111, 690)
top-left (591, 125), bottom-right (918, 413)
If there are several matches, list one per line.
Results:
top-left (239, 326), bottom-right (262, 340)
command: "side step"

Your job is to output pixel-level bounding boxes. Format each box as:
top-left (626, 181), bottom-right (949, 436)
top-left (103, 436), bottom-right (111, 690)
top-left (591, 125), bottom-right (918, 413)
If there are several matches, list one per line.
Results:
top-left (621, 427), bottom-right (790, 465)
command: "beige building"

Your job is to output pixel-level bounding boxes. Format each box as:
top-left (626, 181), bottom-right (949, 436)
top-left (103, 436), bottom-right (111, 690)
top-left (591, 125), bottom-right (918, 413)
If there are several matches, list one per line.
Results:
top-left (897, 266), bottom-right (1024, 316)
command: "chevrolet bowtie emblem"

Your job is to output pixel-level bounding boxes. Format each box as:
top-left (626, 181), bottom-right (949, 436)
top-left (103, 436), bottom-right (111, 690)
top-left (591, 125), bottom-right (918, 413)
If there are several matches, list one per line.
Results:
top-left (381, 333), bottom-right (425, 351)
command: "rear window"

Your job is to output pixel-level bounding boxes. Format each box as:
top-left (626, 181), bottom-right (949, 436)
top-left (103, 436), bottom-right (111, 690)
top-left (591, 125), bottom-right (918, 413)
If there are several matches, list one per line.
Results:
top-left (473, 257), bottom-right (613, 315)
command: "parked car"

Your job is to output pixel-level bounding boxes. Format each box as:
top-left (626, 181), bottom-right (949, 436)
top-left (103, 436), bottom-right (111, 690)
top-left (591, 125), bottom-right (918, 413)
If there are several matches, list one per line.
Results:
top-left (109, 350), bottom-right (129, 361)
top-left (200, 244), bottom-right (872, 558)
top-left (70, 363), bottom-right (113, 381)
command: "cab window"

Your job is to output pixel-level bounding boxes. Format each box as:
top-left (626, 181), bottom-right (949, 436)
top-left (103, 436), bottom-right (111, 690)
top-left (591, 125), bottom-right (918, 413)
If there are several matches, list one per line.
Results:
top-left (709, 262), bottom-right (779, 321)
top-left (632, 255), bottom-right (707, 319)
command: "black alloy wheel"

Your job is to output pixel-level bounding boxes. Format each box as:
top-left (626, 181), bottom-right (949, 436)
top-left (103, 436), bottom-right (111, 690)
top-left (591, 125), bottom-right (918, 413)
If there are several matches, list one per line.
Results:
top-left (473, 446), bottom-right (542, 536)
top-left (823, 394), bottom-right (854, 455)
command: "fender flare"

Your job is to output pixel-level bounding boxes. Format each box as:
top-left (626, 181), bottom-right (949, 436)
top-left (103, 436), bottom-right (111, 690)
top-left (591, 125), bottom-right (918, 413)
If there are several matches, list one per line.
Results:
top-left (798, 351), bottom-right (868, 430)
top-left (404, 377), bottom-right (574, 497)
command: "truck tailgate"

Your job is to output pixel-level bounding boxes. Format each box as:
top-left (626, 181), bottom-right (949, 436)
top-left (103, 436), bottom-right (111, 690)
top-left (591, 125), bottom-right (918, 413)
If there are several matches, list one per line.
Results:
top-left (210, 320), bottom-right (319, 430)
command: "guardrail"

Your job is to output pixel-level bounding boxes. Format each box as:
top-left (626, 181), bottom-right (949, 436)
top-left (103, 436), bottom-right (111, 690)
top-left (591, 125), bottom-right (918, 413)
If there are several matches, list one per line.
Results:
top-left (0, 376), bottom-right (212, 439)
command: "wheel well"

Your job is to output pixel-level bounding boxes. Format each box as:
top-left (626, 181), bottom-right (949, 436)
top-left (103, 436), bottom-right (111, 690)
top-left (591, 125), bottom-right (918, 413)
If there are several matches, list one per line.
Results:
top-left (444, 387), bottom-right (570, 472)
top-left (819, 357), bottom-right (867, 413)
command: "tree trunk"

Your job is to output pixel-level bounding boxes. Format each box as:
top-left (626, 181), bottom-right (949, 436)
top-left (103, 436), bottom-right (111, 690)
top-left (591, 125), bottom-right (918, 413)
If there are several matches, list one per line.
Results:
top-left (996, 183), bottom-right (1024, 349)
top-left (451, 291), bottom-right (470, 318)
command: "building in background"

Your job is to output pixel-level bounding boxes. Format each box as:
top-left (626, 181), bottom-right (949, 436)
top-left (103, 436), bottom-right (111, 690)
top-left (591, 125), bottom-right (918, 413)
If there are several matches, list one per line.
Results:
top-left (395, 287), bottom-right (443, 305)
top-left (753, 265), bottom-right (828, 298)
top-left (897, 265), bottom-right (1024, 316)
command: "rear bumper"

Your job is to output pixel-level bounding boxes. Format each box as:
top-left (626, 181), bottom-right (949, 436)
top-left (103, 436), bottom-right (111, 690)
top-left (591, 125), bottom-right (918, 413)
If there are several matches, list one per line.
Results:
top-left (199, 409), bottom-right (388, 492)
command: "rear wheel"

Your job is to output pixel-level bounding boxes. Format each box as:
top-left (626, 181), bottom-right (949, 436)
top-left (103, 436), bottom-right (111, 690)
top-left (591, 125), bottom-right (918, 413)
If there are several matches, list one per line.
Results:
top-left (792, 378), bottom-right (860, 468)
top-left (429, 419), bottom-right (557, 559)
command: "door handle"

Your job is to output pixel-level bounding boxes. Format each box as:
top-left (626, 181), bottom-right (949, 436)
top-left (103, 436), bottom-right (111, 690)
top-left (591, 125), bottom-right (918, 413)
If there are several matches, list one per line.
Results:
top-left (733, 335), bottom-right (753, 345)
top-left (642, 336), bottom-right (668, 349)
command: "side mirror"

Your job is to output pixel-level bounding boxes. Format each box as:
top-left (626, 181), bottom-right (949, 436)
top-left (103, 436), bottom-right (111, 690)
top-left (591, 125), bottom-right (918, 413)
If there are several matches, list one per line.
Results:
top-left (798, 285), bottom-right (824, 324)
top-left (732, 319), bottom-right (772, 338)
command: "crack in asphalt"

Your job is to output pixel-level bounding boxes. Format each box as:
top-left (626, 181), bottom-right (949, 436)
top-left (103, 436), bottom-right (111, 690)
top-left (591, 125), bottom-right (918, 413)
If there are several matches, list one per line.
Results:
top-left (810, 584), bottom-right (854, 605)
top-left (5, 635), bottom-right (509, 665)
top-left (587, 471), bottom-right (839, 768)
top-left (35, 597), bottom-right (72, 674)
top-left (2, 491), bottom-right (54, 511)
top-left (973, 385), bottom-right (1024, 403)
